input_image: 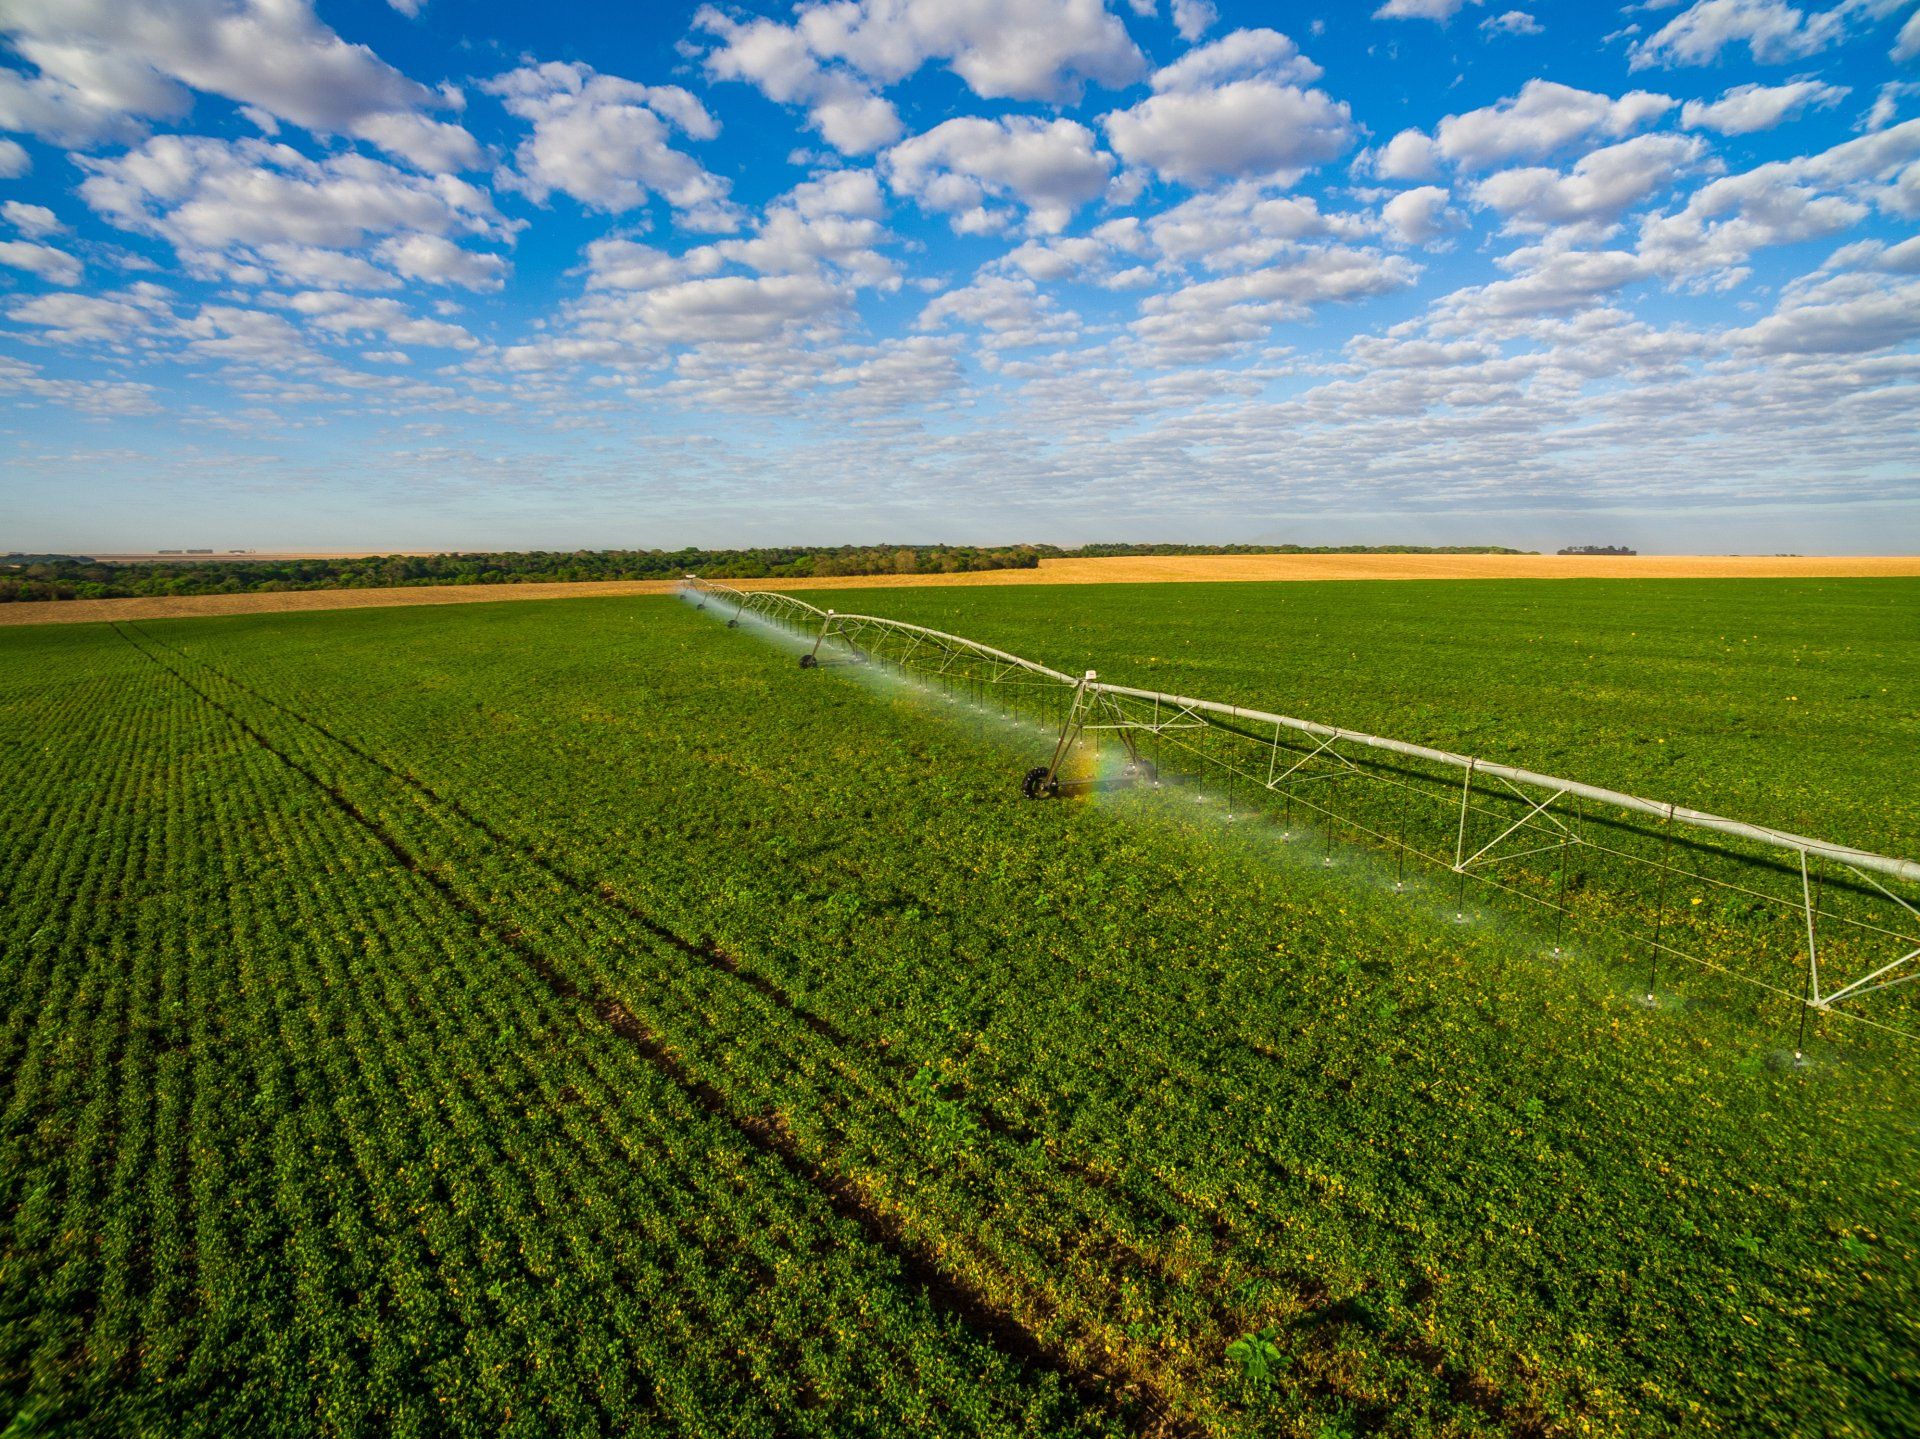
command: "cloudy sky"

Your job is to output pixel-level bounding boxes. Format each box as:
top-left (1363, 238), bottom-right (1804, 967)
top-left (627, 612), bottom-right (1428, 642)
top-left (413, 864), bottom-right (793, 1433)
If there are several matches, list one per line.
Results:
top-left (2, 0), bottom-right (1918, 553)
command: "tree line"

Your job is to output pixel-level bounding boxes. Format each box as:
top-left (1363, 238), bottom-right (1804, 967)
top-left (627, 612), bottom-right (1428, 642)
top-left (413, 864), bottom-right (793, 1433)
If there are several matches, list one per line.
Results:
top-left (1, 542), bottom-right (1532, 603)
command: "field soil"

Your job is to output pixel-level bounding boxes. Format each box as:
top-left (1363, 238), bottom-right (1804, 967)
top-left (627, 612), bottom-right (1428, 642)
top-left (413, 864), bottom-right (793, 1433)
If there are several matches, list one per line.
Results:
top-left (4, 552), bottom-right (1918, 626)
top-left (0, 578), bottom-right (682, 625)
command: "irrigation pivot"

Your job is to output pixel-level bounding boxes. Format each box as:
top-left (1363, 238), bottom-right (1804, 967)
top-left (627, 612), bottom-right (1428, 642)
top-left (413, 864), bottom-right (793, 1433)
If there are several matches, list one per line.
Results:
top-left (683, 577), bottom-right (1920, 1049)
top-left (1023, 670), bottom-right (1158, 798)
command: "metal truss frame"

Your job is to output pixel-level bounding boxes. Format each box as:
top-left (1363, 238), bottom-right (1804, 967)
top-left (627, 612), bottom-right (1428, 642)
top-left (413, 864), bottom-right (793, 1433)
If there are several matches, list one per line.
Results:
top-left (683, 577), bottom-right (1920, 1046)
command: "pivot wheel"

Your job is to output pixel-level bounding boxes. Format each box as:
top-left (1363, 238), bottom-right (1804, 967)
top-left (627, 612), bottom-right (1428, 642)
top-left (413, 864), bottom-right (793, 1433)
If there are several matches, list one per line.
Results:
top-left (799, 654), bottom-right (819, 669)
top-left (727, 619), bottom-right (740, 628)
top-left (1121, 759), bottom-right (1158, 783)
top-left (1021, 766), bottom-right (1059, 800)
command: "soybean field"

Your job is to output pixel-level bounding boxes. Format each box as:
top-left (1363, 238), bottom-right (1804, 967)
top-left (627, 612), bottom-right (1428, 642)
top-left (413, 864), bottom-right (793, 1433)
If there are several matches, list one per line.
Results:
top-left (1, 578), bottom-right (1916, 1438)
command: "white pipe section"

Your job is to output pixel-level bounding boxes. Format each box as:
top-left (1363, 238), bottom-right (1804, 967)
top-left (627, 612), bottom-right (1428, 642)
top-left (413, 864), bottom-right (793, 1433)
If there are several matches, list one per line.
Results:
top-left (1088, 682), bottom-right (1920, 886)
top-left (691, 578), bottom-right (832, 621)
top-left (828, 612), bottom-right (1080, 686)
top-left (685, 582), bottom-right (1920, 887)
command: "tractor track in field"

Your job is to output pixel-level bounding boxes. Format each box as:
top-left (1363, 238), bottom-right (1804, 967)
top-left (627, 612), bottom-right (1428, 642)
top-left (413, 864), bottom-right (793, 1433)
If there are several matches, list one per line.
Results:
top-left (123, 625), bottom-right (875, 1050)
top-left (123, 628), bottom-right (1273, 1247)
top-left (119, 621), bottom-right (1559, 1438)
top-left (111, 623), bottom-right (1196, 1439)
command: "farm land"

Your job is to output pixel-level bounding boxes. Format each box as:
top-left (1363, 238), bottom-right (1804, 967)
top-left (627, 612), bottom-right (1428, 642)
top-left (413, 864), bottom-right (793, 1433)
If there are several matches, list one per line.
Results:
top-left (0, 576), bottom-right (1915, 1437)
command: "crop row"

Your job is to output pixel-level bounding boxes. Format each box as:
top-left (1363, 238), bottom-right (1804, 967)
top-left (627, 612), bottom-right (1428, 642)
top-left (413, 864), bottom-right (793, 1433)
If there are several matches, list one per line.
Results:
top-left (130, 600), bottom-right (1920, 1438)
top-left (102, 631), bottom-right (1299, 1431)
top-left (111, 625), bottom-right (1502, 1433)
top-left (0, 625), bottom-right (1120, 1437)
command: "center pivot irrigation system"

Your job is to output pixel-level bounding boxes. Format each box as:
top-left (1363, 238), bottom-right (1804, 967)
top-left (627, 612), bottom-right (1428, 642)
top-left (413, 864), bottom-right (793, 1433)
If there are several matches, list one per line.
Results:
top-left (683, 577), bottom-right (1920, 1050)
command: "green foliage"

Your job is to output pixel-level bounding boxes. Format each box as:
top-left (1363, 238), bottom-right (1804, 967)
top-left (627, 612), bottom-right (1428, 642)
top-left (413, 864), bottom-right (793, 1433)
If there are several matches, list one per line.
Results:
top-left (0, 542), bottom-right (1529, 603)
top-left (1225, 1326), bottom-right (1285, 1387)
top-left (803, 576), bottom-right (1920, 855)
top-left (0, 545), bottom-right (1050, 601)
top-left (0, 577), bottom-right (1914, 1438)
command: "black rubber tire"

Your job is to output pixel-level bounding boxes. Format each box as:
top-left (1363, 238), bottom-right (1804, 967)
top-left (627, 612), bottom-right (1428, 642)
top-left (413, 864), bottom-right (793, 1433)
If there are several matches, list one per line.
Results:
top-left (1122, 759), bottom-right (1158, 783)
top-left (1021, 766), bottom-right (1058, 800)
top-left (727, 619), bottom-right (740, 628)
top-left (799, 654), bottom-right (818, 669)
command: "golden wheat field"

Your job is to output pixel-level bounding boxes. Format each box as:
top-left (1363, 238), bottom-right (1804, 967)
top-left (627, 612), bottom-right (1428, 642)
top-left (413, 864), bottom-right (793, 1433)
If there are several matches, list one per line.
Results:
top-left (5, 552), bottom-right (1919, 626)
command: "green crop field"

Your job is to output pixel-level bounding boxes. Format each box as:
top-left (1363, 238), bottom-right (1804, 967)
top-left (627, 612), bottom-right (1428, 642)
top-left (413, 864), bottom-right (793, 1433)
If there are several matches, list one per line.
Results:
top-left (1, 578), bottom-right (1916, 1438)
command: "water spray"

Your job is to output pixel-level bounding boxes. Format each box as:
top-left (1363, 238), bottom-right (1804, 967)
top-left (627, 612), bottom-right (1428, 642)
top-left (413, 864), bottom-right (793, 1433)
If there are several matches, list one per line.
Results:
top-left (679, 576), bottom-right (1920, 1049)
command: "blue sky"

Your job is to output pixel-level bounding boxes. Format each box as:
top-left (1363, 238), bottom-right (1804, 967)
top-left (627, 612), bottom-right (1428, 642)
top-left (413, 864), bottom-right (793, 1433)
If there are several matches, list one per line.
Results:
top-left (2, 0), bottom-right (1918, 554)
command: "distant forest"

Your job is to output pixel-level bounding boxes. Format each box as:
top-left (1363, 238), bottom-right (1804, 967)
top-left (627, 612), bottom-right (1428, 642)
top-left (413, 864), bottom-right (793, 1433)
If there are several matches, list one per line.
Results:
top-left (1, 542), bottom-right (1533, 603)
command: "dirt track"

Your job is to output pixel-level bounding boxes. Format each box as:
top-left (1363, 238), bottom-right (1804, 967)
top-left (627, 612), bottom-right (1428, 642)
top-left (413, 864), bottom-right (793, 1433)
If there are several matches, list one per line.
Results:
top-left (5, 553), bottom-right (1917, 627)
top-left (0, 579), bottom-right (681, 627)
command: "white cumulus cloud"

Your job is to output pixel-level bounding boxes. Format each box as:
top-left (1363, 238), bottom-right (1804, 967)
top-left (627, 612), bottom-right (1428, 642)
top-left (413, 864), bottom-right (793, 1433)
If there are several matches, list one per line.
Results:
top-left (694, 0), bottom-right (1145, 145)
top-left (1131, 246), bottom-right (1419, 360)
top-left (375, 232), bottom-right (510, 290)
top-left (695, 8), bottom-right (901, 154)
top-left (1104, 34), bottom-right (1351, 186)
top-left (251, 243), bottom-right (398, 291)
top-left (918, 272), bottom-right (1082, 349)
top-left (575, 273), bottom-right (845, 349)
top-left (1382, 185), bottom-right (1458, 244)
top-left (486, 62), bottom-right (736, 226)
top-left (2, 201), bottom-right (62, 236)
top-left (1374, 128), bottom-right (1442, 180)
top-left (1145, 184), bottom-right (1358, 270)
top-left (788, 0), bottom-right (1145, 101)
top-left (1374, 0), bottom-right (1484, 19)
top-left (285, 290), bottom-right (478, 349)
top-left (0, 238), bottom-right (82, 285)
top-left (1473, 134), bottom-right (1708, 235)
top-left (886, 116), bottom-right (1113, 234)
top-left (1635, 122), bottom-right (1920, 283)
top-left (1481, 11), bottom-right (1544, 36)
top-left (1897, 8), bottom-right (1920, 61)
top-left (1732, 271), bottom-right (1920, 353)
top-left (1861, 81), bottom-right (1920, 132)
top-left (705, 171), bottom-right (898, 288)
top-left (1681, 79), bottom-right (1848, 133)
top-left (1147, 28), bottom-right (1322, 92)
top-left (74, 135), bottom-right (510, 294)
top-left (1430, 243), bottom-right (1652, 324)
top-left (0, 0), bottom-right (479, 170)
top-left (1171, 0), bottom-right (1219, 42)
top-left (1630, 0), bottom-right (1846, 69)
top-left (8, 284), bottom-right (173, 343)
top-left (1433, 80), bottom-right (1676, 169)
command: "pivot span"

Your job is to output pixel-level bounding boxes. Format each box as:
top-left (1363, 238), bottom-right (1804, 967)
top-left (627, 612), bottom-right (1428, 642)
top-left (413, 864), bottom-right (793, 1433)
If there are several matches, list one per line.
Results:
top-left (683, 577), bottom-right (1920, 1050)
